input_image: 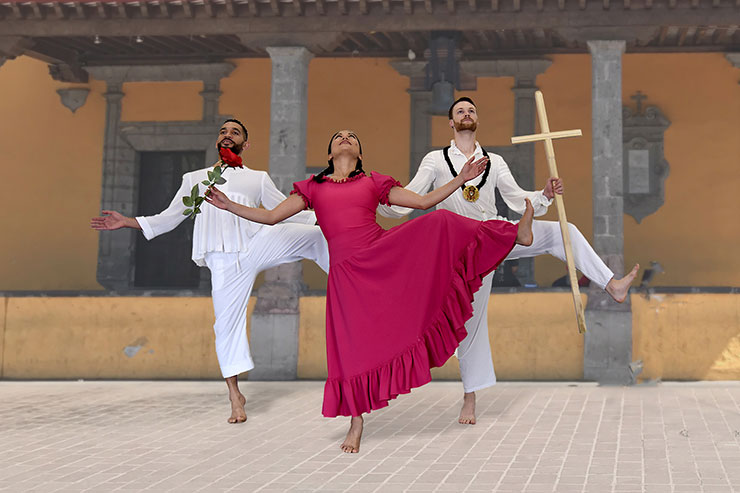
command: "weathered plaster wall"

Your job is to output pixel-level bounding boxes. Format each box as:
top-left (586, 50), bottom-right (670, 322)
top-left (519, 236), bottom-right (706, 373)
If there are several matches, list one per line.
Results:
top-left (0, 57), bottom-right (106, 291)
top-left (428, 53), bottom-right (740, 287)
top-left (633, 293), bottom-right (740, 381)
top-left (1, 54), bottom-right (738, 291)
top-left (5, 294), bottom-right (735, 381)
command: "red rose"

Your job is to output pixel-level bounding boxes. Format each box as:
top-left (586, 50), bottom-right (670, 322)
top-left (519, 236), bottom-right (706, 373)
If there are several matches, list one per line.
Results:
top-left (219, 147), bottom-right (243, 168)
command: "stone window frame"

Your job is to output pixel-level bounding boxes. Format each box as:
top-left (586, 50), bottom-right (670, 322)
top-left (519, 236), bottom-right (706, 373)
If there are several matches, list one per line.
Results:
top-left (88, 63), bottom-right (234, 292)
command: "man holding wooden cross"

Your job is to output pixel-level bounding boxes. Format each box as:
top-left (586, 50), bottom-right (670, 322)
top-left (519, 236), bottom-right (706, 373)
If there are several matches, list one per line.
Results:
top-left (380, 96), bottom-right (639, 425)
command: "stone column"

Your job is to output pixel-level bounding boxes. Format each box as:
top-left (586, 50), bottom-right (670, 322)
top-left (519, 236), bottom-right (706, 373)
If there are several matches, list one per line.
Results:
top-left (200, 78), bottom-right (222, 123)
top-left (510, 77), bottom-right (538, 285)
top-left (408, 90), bottom-right (433, 181)
top-left (407, 90), bottom-right (433, 219)
top-left (96, 80), bottom-right (138, 290)
top-left (264, 46), bottom-right (313, 194)
top-left (249, 47), bottom-right (313, 380)
top-left (584, 40), bottom-right (633, 384)
top-left (511, 77), bottom-right (537, 192)
top-left (389, 61), bottom-right (435, 219)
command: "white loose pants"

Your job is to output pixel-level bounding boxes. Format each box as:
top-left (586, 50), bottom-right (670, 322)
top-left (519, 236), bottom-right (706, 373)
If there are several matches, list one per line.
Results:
top-left (204, 223), bottom-right (329, 378)
top-left (457, 220), bottom-right (614, 392)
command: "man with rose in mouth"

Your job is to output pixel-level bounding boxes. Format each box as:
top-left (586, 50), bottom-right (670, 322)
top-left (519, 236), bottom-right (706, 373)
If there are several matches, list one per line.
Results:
top-left (91, 119), bottom-right (329, 424)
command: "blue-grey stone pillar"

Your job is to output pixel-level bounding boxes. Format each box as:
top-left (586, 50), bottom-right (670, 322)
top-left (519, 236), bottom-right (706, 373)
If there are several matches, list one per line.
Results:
top-left (584, 40), bottom-right (633, 385)
top-left (510, 77), bottom-right (538, 285)
top-left (96, 79), bottom-right (138, 290)
top-left (250, 47), bottom-right (313, 380)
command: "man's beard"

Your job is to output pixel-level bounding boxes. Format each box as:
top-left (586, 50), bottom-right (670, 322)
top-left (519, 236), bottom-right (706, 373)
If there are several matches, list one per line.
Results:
top-left (454, 120), bottom-right (477, 132)
top-left (217, 139), bottom-right (243, 154)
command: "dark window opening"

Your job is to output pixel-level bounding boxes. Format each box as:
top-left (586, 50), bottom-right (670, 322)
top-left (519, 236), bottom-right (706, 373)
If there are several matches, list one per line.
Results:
top-left (134, 151), bottom-right (205, 289)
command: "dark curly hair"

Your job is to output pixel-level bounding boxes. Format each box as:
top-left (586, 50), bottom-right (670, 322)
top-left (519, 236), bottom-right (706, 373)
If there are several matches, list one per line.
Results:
top-left (222, 118), bottom-right (248, 141)
top-left (313, 131), bottom-right (366, 183)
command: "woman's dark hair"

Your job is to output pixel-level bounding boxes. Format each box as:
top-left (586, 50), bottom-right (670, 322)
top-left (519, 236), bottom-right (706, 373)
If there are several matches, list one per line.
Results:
top-left (313, 131), bottom-right (365, 182)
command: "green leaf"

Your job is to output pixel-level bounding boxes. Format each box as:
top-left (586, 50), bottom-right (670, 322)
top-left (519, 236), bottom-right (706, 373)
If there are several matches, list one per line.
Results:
top-left (182, 196), bottom-right (193, 207)
top-left (194, 197), bottom-right (204, 206)
top-left (212, 166), bottom-right (222, 178)
top-left (190, 184), bottom-right (199, 201)
top-left (202, 180), bottom-right (210, 186)
top-left (183, 208), bottom-right (193, 216)
top-left (207, 171), bottom-right (215, 181)
top-left (215, 177), bottom-right (227, 185)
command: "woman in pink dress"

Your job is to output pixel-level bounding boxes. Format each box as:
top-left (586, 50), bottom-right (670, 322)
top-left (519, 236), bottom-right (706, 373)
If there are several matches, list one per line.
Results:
top-left (206, 130), bottom-right (534, 453)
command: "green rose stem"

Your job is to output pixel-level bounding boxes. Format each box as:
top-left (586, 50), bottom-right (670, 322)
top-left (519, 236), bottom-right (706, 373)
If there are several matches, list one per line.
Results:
top-left (182, 163), bottom-right (227, 220)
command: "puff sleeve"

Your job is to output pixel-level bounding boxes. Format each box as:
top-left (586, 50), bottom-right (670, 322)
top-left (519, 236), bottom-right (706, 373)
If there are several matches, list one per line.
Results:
top-left (290, 177), bottom-right (314, 209)
top-left (370, 172), bottom-right (402, 206)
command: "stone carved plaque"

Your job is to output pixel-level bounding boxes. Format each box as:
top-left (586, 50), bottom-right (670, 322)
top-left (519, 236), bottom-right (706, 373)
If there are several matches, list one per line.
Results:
top-left (622, 92), bottom-right (671, 223)
top-left (627, 149), bottom-right (650, 194)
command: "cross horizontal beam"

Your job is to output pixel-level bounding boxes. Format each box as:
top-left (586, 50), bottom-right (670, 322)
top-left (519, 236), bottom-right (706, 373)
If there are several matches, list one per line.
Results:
top-left (510, 129), bottom-right (582, 144)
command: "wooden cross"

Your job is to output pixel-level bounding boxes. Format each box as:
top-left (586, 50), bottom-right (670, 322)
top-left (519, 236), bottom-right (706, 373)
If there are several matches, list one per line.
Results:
top-left (510, 90), bottom-right (587, 334)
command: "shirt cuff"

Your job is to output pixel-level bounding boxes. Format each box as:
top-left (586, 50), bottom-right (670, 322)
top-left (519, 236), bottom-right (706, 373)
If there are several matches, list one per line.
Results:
top-left (136, 216), bottom-right (155, 240)
top-left (540, 191), bottom-right (554, 206)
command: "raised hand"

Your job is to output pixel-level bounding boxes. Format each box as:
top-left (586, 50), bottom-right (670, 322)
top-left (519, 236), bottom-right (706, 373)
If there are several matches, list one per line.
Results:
top-left (91, 210), bottom-right (134, 231)
top-left (204, 186), bottom-right (232, 211)
top-left (458, 156), bottom-right (489, 182)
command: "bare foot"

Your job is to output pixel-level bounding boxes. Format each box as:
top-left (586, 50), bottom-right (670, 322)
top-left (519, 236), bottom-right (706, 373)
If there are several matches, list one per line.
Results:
top-left (340, 416), bottom-right (364, 453)
top-left (605, 264), bottom-right (640, 303)
top-left (516, 198), bottom-right (534, 246)
top-left (227, 393), bottom-right (247, 424)
top-left (458, 392), bottom-right (476, 425)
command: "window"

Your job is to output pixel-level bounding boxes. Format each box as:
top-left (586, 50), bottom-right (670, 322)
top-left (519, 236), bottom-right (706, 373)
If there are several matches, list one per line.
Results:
top-left (134, 151), bottom-right (205, 289)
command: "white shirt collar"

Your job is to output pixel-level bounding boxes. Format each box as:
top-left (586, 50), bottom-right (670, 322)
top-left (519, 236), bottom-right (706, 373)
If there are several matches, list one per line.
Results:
top-left (449, 139), bottom-right (482, 157)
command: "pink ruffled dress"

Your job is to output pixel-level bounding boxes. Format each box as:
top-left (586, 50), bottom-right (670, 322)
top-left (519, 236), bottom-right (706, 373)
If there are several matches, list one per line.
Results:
top-left (291, 172), bottom-right (518, 417)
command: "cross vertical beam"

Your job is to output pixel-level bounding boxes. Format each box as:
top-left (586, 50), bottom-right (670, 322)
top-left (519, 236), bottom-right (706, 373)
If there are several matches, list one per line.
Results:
top-left (511, 90), bottom-right (586, 333)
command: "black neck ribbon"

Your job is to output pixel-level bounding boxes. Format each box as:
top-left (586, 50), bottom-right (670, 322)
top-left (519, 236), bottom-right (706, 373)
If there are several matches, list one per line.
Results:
top-left (442, 146), bottom-right (491, 193)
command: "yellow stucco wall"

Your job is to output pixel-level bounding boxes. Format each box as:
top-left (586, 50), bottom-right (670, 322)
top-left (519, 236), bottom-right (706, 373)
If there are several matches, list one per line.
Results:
top-left (431, 53), bottom-right (740, 288)
top-left (0, 53), bottom-right (738, 291)
top-left (0, 57), bottom-right (106, 291)
top-left (539, 54), bottom-right (740, 287)
top-left (1, 297), bottom-right (222, 379)
top-left (4, 293), bottom-right (737, 381)
top-left (633, 293), bottom-right (740, 381)
top-left (300, 293), bottom-right (585, 380)
top-left (622, 55), bottom-right (740, 287)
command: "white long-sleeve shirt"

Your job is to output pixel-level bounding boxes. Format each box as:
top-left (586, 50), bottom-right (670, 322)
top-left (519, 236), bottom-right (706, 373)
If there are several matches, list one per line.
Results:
top-left (379, 140), bottom-right (552, 221)
top-left (136, 165), bottom-right (316, 267)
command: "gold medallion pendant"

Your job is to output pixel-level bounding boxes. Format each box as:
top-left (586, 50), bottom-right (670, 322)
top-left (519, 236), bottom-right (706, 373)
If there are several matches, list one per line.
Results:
top-left (463, 185), bottom-right (480, 202)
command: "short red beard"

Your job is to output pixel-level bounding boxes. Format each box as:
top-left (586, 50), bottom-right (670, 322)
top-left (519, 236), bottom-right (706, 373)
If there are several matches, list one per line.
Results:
top-left (454, 120), bottom-right (477, 132)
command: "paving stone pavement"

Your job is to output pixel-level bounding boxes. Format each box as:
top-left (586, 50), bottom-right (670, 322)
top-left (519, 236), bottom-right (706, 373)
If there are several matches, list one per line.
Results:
top-left (1, 381), bottom-right (740, 492)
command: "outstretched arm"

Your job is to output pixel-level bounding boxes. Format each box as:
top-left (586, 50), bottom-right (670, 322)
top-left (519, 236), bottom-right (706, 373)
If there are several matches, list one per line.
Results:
top-left (91, 210), bottom-right (142, 231)
top-left (206, 186), bottom-right (306, 225)
top-left (378, 153), bottom-right (437, 218)
top-left (387, 155), bottom-right (488, 210)
top-left (260, 173), bottom-right (318, 225)
top-left (496, 157), bottom-right (557, 217)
